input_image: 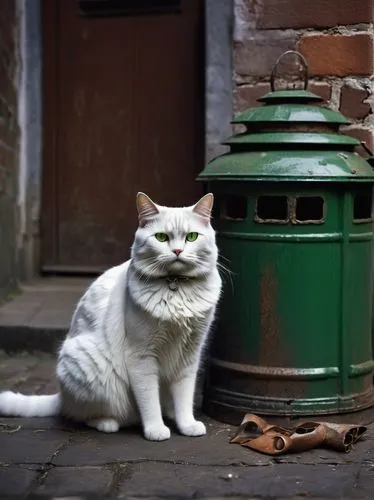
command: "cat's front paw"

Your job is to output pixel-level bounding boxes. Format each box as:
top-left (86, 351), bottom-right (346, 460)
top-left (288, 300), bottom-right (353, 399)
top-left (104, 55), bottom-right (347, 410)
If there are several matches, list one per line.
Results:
top-left (178, 420), bottom-right (206, 437)
top-left (144, 423), bottom-right (171, 441)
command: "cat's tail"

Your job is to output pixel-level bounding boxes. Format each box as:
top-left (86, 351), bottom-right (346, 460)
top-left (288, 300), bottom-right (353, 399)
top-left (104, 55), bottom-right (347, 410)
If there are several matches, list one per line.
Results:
top-left (0, 391), bottom-right (61, 417)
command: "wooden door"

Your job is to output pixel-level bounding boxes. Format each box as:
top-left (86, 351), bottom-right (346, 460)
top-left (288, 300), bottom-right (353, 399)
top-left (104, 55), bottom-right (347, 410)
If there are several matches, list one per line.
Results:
top-left (42, 0), bottom-right (204, 273)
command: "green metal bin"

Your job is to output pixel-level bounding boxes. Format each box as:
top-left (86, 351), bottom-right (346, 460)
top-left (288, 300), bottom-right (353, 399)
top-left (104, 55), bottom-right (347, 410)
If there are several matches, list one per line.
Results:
top-left (198, 53), bottom-right (374, 423)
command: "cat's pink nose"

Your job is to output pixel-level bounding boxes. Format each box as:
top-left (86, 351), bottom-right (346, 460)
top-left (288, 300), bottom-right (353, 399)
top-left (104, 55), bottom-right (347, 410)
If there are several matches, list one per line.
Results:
top-left (173, 249), bottom-right (183, 256)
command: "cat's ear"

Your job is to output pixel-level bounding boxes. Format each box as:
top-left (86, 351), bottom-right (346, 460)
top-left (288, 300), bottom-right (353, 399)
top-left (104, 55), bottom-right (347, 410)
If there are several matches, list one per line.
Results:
top-left (136, 192), bottom-right (159, 226)
top-left (192, 193), bottom-right (214, 220)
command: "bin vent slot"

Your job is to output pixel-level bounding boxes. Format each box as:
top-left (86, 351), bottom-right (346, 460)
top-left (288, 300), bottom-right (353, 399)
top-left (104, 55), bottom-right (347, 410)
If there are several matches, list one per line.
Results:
top-left (256, 196), bottom-right (288, 222)
top-left (354, 194), bottom-right (372, 222)
top-left (223, 195), bottom-right (247, 220)
top-left (295, 196), bottom-right (324, 222)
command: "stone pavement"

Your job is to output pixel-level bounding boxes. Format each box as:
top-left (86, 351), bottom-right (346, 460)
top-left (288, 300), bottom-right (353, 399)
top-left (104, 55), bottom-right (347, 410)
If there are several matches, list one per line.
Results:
top-left (1, 352), bottom-right (374, 499)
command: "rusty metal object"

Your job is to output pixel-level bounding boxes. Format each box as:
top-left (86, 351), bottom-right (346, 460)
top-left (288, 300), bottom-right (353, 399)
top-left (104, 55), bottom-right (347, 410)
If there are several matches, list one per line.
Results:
top-left (231, 414), bottom-right (367, 455)
top-left (259, 265), bottom-right (282, 366)
top-left (297, 421), bottom-right (367, 453)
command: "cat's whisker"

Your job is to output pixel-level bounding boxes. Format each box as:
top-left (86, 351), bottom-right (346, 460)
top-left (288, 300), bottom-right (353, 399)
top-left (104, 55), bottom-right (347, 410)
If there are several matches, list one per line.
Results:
top-left (217, 261), bottom-right (234, 292)
top-left (217, 260), bottom-right (233, 274)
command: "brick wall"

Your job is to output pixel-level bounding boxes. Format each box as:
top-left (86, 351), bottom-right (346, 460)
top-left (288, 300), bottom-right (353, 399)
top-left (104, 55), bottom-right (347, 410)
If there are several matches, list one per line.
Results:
top-left (0, 0), bottom-right (20, 301)
top-left (233, 0), bottom-right (374, 155)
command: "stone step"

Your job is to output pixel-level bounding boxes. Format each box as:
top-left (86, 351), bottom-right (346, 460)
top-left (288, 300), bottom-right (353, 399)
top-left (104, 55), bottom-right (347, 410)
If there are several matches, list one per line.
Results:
top-left (0, 277), bottom-right (92, 353)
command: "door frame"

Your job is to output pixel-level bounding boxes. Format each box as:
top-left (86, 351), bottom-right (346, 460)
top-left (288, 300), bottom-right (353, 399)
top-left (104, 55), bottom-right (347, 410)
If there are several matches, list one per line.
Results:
top-left (17, 0), bottom-right (233, 278)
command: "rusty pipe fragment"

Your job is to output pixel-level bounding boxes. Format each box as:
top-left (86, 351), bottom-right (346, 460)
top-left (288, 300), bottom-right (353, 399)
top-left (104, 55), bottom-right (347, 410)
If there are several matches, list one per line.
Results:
top-left (295, 421), bottom-right (367, 453)
top-left (230, 414), bottom-right (367, 455)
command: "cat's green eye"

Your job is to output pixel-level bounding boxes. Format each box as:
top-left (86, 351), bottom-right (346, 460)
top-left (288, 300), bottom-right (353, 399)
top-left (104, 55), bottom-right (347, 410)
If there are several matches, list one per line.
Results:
top-left (155, 233), bottom-right (169, 242)
top-left (186, 232), bottom-right (198, 242)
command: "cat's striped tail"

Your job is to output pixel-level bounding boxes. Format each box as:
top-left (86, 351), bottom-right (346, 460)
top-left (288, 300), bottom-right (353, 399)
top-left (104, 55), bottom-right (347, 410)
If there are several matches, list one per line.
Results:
top-left (0, 391), bottom-right (61, 417)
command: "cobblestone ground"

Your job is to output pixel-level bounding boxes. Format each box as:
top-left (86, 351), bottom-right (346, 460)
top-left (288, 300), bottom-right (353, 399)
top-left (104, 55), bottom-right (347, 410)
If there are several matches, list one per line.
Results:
top-left (1, 351), bottom-right (374, 499)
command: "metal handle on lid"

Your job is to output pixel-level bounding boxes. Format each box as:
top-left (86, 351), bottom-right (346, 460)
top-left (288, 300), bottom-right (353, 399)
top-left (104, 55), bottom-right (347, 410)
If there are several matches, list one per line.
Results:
top-left (270, 50), bottom-right (309, 92)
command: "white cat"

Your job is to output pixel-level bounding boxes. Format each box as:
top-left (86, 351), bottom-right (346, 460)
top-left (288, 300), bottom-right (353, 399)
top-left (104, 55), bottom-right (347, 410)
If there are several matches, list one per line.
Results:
top-left (0, 193), bottom-right (222, 441)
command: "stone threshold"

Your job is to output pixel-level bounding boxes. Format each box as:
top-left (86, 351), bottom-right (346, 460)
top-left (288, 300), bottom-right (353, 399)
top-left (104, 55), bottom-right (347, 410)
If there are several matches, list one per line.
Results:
top-left (0, 277), bottom-right (92, 353)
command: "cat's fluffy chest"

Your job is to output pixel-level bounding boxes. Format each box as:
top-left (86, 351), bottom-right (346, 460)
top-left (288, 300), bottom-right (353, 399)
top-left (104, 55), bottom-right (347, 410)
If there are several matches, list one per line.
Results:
top-left (128, 275), bottom-right (218, 324)
top-left (125, 276), bottom-right (215, 376)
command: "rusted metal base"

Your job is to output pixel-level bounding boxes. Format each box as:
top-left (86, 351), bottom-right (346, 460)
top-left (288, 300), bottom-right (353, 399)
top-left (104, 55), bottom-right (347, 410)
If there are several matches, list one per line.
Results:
top-left (203, 386), bottom-right (374, 426)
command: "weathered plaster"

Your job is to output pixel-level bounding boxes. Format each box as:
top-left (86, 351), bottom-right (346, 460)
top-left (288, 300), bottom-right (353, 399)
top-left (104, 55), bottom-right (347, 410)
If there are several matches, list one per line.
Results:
top-left (18, 0), bottom-right (42, 280)
top-left (205, 0), bottom-right (233, 161)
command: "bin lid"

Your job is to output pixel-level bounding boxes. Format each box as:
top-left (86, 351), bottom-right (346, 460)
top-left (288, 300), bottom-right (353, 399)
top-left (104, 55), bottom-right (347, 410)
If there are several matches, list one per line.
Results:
top-left (198, 51), bottom-right (374, 183)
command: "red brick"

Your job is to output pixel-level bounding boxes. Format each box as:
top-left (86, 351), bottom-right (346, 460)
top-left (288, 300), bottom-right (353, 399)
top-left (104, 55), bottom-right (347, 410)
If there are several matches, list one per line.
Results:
top-left (343, 127), bottom-right (374, 158)
top-left (235, 35), bottom-right (296, 77)
top-left (308, 82), bottom-right (332, 103)
top-left (340, 84), bottom-right (371, 119)
top-left (298, 34), bottom-right (374, 77)
top-left (233, 83), bottom-right (271, 112)
top-left (256, 0), bottom-right (373, 29)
